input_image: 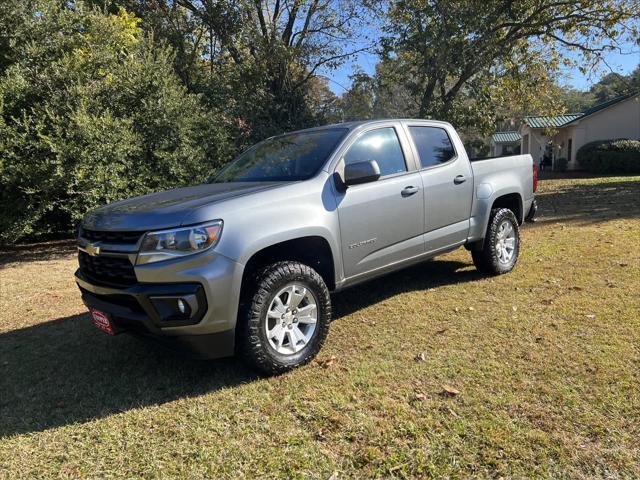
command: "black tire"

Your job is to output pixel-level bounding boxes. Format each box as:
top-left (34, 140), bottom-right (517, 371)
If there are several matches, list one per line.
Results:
top-left (237, 261), bottom-right (331, 375)
top-left (472, 208), bottom-right (520, 275)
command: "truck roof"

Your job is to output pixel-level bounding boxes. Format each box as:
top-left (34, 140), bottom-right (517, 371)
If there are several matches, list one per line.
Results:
top-left (278, 119), bottom-right (454, 137)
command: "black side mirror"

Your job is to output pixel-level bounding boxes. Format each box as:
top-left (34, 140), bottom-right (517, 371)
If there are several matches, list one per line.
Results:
top-left (344, 160), bottom-right (381, 186)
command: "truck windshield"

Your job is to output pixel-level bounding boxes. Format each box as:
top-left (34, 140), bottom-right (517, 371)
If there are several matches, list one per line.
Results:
top-left (212, 128), bottom-right (348, 182)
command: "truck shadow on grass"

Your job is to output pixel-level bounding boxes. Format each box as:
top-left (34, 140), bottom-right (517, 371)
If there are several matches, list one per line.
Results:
top-left (0, 259), bottom-right (477, 438)
top-left (533, 177), bottom-right (640, 226)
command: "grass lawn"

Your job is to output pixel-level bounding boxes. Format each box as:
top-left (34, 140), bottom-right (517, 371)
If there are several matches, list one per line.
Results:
top-left (1, 175), bottom-right (639, 479)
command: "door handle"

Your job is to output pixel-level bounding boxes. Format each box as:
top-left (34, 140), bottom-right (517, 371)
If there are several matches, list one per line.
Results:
top-left (454, 175), bottom-right (467, 184)
top-left (401, 186), bottom-right (419, 197)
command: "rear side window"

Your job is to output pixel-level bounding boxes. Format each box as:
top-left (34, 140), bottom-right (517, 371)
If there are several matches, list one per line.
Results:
top-left (409, 126), bottom-right (456, 168)
top-left (344, 127), bottom-right (407, 177)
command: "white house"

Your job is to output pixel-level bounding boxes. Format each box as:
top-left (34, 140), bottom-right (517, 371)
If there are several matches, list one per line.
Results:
top-left (517, 92), bottom-right (640, 170)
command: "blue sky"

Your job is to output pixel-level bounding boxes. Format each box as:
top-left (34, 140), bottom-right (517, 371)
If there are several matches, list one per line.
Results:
top-left (323, 40), bottom-right (640, 95)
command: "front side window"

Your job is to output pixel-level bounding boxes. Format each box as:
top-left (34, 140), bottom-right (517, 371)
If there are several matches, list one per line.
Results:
top-left (409, 126), bottom-right (456, 168)
top-left (343, 127), bottom-right (407, 177)
top-left (212, 128), bottom-right (348, 182)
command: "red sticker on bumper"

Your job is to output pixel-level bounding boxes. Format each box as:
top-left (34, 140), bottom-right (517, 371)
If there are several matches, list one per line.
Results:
top-left (90, 308), bottom-right (115, 335)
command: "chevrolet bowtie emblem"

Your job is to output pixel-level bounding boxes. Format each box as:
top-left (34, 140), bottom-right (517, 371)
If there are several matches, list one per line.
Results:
top-left (84, 243), bottom-right (101, 256)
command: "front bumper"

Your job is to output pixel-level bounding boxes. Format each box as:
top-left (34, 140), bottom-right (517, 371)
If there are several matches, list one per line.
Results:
top-left (75, 250), bottom-right (245, 359)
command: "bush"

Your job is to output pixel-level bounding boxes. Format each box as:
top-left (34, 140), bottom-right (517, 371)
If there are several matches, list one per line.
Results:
top-left (553, 157), bottom-right (568, 172)
top-left (576, 139), bottom-right (640, 174)
top-left (0, 3), bottom-right (233, 244)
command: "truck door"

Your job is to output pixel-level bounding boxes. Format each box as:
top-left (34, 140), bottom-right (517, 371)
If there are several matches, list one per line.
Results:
top-left (405, 124), bottom-right (473, 252)
top-left (334, 125), bottom-right (424, 278)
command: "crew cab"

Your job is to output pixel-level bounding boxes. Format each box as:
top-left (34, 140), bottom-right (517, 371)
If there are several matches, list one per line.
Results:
top-left (76, 119), bottom-right (537, 373)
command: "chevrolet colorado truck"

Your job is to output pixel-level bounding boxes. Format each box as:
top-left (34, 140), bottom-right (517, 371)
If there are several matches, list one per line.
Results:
top-left (76, 119), bottom-right (537, 374)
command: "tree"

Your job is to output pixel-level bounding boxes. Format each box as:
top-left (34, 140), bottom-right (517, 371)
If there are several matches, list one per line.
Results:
top-left (380, 0), bottom-right (640, 131)
top-left (339, 70), bottom-right (376, 121)
top-left (0, 2), bottom-right (233, 243)
top-left (590, 65), bottom-right (640, 102)
top-left (169, 0), bottom-right (371, 137)
top-left (555, 86), bottom-right (597, 112)
top-left (553, 64), bottom-right (640, 113)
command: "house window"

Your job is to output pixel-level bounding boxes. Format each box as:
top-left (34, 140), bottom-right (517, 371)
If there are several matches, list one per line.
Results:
top-left (567, 138), bottom-right (572, 163)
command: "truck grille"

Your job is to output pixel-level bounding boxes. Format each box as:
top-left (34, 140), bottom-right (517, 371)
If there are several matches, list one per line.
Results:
top-left (81, 229), bottom-right (143, 245)
top-left (78, 251), bottom-right (137, 287)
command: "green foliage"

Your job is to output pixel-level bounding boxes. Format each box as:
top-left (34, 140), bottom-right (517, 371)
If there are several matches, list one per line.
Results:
top-left (338, 70), bottom-right (376, 122)
top-left (590, 68), bottom-right (640, 104)
top-left (556, 66), bottom-right (640, 113)
top-left (377, 0), bottom-right (639, 132)
top-left (0, 2), bottom-right (233, 243)
top-left (576, 139), bottom-right (640, 174)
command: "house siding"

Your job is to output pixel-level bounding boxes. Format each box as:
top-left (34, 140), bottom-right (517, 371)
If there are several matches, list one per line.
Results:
top-left (568, 96), bottom-right (640, 167)
top-left (518, 95), bottom-right (640, 170)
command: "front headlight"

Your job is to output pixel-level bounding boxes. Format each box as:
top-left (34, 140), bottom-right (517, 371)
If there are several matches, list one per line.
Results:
top-left (136, 221), bottom-right (223, 265)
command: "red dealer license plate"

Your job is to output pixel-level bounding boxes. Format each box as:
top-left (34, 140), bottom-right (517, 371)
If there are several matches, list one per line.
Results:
top-left (90, 308), bottom-right (117, 335)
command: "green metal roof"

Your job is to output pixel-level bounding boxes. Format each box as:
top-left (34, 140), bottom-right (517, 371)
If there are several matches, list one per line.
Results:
top-left (491, 131), bottom-right (522, 144)
top-left (524, 114), bottom-right (583, 129)
top-left (524, 92), bottom-right (639, 129)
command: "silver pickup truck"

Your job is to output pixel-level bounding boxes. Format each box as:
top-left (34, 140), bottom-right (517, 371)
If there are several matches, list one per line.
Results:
top-left (76, 119), bottom-right (537, 373)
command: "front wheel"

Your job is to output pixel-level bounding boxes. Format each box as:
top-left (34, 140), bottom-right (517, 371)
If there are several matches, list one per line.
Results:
top-left (238, 261), bottom-right (331, 375)
top-left (472, 208), bottom-right (520, 275)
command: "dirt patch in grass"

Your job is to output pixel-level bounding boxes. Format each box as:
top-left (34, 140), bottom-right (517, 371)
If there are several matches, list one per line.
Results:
top-left (1, 176), bottom-right (639, 478)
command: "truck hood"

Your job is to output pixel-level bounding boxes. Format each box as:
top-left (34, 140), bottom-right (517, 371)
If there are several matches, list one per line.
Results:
top-left (82, 182), bottom-right (284, 231)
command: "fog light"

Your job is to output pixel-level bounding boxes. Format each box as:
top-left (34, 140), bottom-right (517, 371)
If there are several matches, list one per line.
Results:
top-left (149, 295), bottom-right (195, 322)
top-left (177, 299), bottom-right (186, 314)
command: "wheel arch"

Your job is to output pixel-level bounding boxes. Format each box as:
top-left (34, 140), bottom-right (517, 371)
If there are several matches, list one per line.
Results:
top-left (491, 192), bottom-right (524, 224)
top-left (467, 189), bottom-right (524, 251)
top-left (240, 235), bottom-right (337, 294)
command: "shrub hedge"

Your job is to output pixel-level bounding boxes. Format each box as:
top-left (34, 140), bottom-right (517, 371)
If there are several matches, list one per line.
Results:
top-left (0, 5), bottom-right (234, 244)
top-left (576, 139), bottom-right (640, 174)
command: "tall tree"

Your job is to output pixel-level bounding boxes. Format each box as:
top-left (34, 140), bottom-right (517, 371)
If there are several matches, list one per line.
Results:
top-left (381, 0), bottom-right (640, 131)
top-left (590, 65), bottom-right (640, 102)
top-left (171, 0), bottom-right (371, 136)
top-left (339, 70), bottom-right (376, 121)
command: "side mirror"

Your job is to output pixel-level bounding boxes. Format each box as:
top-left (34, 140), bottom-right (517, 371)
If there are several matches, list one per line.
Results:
top-left (343, 160), bottom-right (381, 186)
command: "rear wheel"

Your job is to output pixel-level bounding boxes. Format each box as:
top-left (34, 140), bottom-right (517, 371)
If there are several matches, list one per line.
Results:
top-left (238, 261), bottom-right (331, 375)
top-left (472, 208), bottom-right (520, 275)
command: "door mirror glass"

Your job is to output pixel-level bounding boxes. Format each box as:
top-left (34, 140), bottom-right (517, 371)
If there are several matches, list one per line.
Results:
top-left (344, 160), bottom-right (381, 186)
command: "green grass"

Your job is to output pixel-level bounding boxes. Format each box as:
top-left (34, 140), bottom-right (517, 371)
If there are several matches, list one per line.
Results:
top-left (1, 175), bottom-right (639, 479)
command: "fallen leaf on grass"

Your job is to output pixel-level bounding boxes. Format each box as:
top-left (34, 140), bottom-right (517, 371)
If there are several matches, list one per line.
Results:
top-left (414, 353), bottom-right (426, 362)
top-left (441, 385), bottom-right (460, 397)
top-left (435, 328), bottom-right (448, 335)
top-left (586, 314), bottom-right (596, 319)
top-left (316, 356), bottom-right (336, 368)
top-left (414, 393), bottom-right (427, 402)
